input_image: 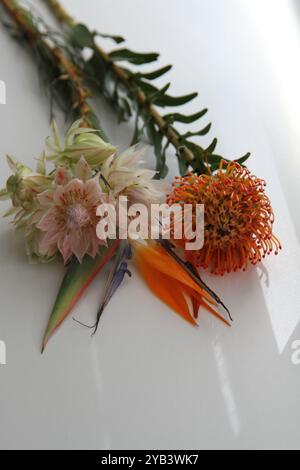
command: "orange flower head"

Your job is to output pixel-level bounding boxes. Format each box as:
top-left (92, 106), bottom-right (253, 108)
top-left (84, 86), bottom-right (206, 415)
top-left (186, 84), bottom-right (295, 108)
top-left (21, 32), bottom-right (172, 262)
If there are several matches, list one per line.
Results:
top-left (167, 161), bottom-right (281, 275)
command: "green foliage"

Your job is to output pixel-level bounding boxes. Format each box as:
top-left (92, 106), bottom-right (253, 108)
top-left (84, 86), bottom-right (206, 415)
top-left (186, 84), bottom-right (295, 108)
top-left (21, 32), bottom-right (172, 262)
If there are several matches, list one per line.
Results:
top-left (68, 23), bottom-right (94, 48)
top-left (146, 121), bottom-right (167, 178)
top-left (132, 65), bottom-right (172, 80)
top-left (4, 2), bottom-right (251, 179)
top-left (163, 109), bottom-right (208, 124)
top-left (109, 48), bottom-right (159, 65)
top-left (65, 20), bottom-right (251, 178)
top-left (95, 32), bottom-right (125, 44)
top-left (1, 9), bottom-right (107, 139)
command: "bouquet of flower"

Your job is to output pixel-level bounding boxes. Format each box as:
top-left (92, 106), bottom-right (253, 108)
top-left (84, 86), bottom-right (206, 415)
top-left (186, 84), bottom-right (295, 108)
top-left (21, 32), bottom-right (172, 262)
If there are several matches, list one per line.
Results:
top-left (0, 0), bottom-right (281, 352)
top-left (1, 119), bottom-right (232, 350)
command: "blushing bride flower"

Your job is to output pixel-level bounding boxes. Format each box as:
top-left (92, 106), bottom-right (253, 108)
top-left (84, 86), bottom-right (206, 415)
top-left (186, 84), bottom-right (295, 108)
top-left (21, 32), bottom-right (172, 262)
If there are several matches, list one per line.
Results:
top-left (101, 145), bottom-right (168, 206)
top-left (1, 120), bottom-right (171, 264)
top-left (36, 166), bottom-right (106, 263)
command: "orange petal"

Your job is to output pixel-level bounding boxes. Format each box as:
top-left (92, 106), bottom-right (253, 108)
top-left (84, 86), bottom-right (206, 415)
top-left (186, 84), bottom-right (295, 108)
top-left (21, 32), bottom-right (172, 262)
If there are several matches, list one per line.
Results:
top-left (136, 251), bottom-right (198, 326)
top-left (135, 243), bottom-right (215, 305)
top-left (191, 290), bottom-right (231, 327)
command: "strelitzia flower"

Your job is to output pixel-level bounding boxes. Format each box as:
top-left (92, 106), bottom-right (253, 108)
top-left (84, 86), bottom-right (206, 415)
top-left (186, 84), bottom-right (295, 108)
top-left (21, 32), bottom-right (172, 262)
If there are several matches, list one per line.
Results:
top-left (36, 177), bottom-right (106, 263)
top-left (167, 161), bottom-right (281, 275)
top-left (101, 145), bottom-right (168, 205)
top-left (46, 120), bottom-right (116, 168)
top-left (133, 240), bottom-right (231, 326)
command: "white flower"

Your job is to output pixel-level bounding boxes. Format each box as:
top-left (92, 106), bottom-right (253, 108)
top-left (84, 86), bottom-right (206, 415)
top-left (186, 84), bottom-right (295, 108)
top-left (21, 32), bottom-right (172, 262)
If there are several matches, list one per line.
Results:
top-left (101, 145), bottom-right (168, 206)
top-left (46, 120), bottom-right (116, 168)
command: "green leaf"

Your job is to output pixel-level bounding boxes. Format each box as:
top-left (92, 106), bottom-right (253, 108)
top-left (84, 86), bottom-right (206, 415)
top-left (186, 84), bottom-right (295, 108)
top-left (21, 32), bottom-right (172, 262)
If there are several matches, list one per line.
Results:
top-left (181, 123), bottom-right (212, 139)
top-left (146, 121), bottom-right (167, 178)
top-left (207, 154), bottom-right (223, 164)
top-left (36, 152), bottom-right (46, 175)
top-left (184, 141), bottom-right (207, 175)
top-left (209, 162), bottom-right (222, 172)
top-left (137, 80), bottom-right (158, 95)
top-left (176, 149), bottom-right (189, 175)
top-left (41, 240), bottom-right (120, 352)
top-left (155, 92), bottom-right (198, 107)
top-left (130, 109), bottom-right (142, 145)
top-left (85, 111), bottom-right (109, 142)
top-left (84, 50), bottom-right (107, 84)
top-left (160, 140), bottom-right (171, 177)
top-left (134, 65), bottom-right (172, 80)
top-left (205, 154), bottom-right (225, 172)
top-left (205, 138), bottom-right (218, 154)
top-left (163, 109), bottom-right (208, 124)
top-left (69, 23), bottom-right (95, 49)
top-left (109, 48), bottom-right (159, 65)
top-left (0, 188), bottom-right (9, 201)
top-left (137, 81), bottom-right (172, 105)
top-left (150, 83), bottom-right (171, 104)
top-left (3, 205), bottom-right (17, 217)
top-left (235, 152), bottom-right (251, 165)
top-left (95, 32), bottom-right (125, 44)
top-left (118, 97), bottom-right (132, 122)
top-left (206, 150), bottom-right (251, 172)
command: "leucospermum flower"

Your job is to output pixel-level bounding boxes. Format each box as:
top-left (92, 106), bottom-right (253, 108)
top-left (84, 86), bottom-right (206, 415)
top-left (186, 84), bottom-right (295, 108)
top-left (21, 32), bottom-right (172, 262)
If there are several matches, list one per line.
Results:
top-left (167, 161), bottom-right (281, 275)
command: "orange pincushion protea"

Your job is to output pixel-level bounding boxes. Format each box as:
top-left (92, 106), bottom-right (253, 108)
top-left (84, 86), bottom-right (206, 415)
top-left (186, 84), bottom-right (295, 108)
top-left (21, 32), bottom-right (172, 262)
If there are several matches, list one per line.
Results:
top-left (167, 161), bottom-right (281, 275)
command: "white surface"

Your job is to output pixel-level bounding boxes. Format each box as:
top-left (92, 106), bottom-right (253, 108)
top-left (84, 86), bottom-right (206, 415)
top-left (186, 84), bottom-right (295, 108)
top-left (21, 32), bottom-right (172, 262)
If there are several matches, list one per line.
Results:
top-left (0, 0), bottom-right (300, 450)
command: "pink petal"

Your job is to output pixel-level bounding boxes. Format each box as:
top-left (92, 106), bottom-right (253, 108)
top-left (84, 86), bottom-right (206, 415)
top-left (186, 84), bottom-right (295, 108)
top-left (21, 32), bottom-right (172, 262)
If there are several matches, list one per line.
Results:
top-left (37, 209), bottom-right (56, 231)
top-left (37, 189), bottom-right (54, 207)
top-left (53, 186), bottom-right (65, 206)
top-left (69, 230), bottom-right (89, 263)
top-left (75, 157), bottom-right (91, 181)
top-left (85, 179), bottom-right (103, 206)
top-left (39, 232), bottom-right (58, 257)
top-left (55, 166), bottom-right (70, 186)
top-left (39, 229), bottom-right (61, 250)
top-left (57, 179), bottom-right (84, 205)
top-left (64, 178), bottom-right (84, 193)
top-left (58, 236), bottom-right (72, 264)
top-left (86, 227), bottom-right (102, 258)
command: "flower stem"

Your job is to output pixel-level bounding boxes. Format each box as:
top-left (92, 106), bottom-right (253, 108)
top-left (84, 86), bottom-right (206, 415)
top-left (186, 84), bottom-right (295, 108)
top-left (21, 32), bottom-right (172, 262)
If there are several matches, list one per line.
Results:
top-left (43, 0), bottom-right (75, 26)
top-left (0, 0), bottom-right (107, 138)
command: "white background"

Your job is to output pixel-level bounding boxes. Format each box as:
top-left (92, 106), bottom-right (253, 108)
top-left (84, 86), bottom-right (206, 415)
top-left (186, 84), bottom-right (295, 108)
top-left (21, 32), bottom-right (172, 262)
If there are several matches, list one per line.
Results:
top-left (0, 0), bottom-right (300, 450)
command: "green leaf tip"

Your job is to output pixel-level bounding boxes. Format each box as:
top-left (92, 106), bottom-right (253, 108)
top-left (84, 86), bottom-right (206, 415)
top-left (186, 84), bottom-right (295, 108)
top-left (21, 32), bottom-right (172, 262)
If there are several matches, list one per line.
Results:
top-left (109, 48), bottom-right (159, 65)
top-left (41, 240), bottom-right (120, 353)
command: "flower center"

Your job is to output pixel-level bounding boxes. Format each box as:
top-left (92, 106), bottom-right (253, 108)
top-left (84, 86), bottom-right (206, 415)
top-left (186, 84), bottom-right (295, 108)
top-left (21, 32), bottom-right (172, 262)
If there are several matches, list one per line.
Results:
top-left (66, 203), bottom-right (91, 228)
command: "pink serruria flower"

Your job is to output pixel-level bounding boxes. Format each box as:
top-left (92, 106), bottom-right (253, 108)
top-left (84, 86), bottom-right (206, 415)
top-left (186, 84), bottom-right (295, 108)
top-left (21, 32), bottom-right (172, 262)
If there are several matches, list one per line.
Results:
top-left (36, 175), bottom-right (105, 263)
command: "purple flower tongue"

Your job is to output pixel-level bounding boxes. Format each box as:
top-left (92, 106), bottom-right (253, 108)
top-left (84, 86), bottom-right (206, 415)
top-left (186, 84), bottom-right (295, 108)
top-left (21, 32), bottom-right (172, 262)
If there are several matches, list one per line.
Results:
top-left (93, 241), bottom-right (132, 334)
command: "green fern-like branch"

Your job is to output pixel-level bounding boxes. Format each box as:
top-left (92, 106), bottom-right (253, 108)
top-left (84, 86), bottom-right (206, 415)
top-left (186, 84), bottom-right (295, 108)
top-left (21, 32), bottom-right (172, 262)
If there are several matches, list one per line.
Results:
top-left (44, 0), bottom-right (250, 177)
top-left (0, 0), bottom-right (108, 141)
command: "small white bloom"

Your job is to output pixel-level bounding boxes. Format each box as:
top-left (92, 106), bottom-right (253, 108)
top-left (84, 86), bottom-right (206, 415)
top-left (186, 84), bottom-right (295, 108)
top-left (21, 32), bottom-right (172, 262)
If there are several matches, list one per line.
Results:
top-left (101, 145), bottom-right (169, 206)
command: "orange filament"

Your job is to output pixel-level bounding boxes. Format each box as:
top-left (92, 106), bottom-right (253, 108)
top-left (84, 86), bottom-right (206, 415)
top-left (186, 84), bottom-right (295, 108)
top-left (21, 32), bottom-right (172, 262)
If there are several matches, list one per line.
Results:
top-left (167, 161), bottom-right (281, 275)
